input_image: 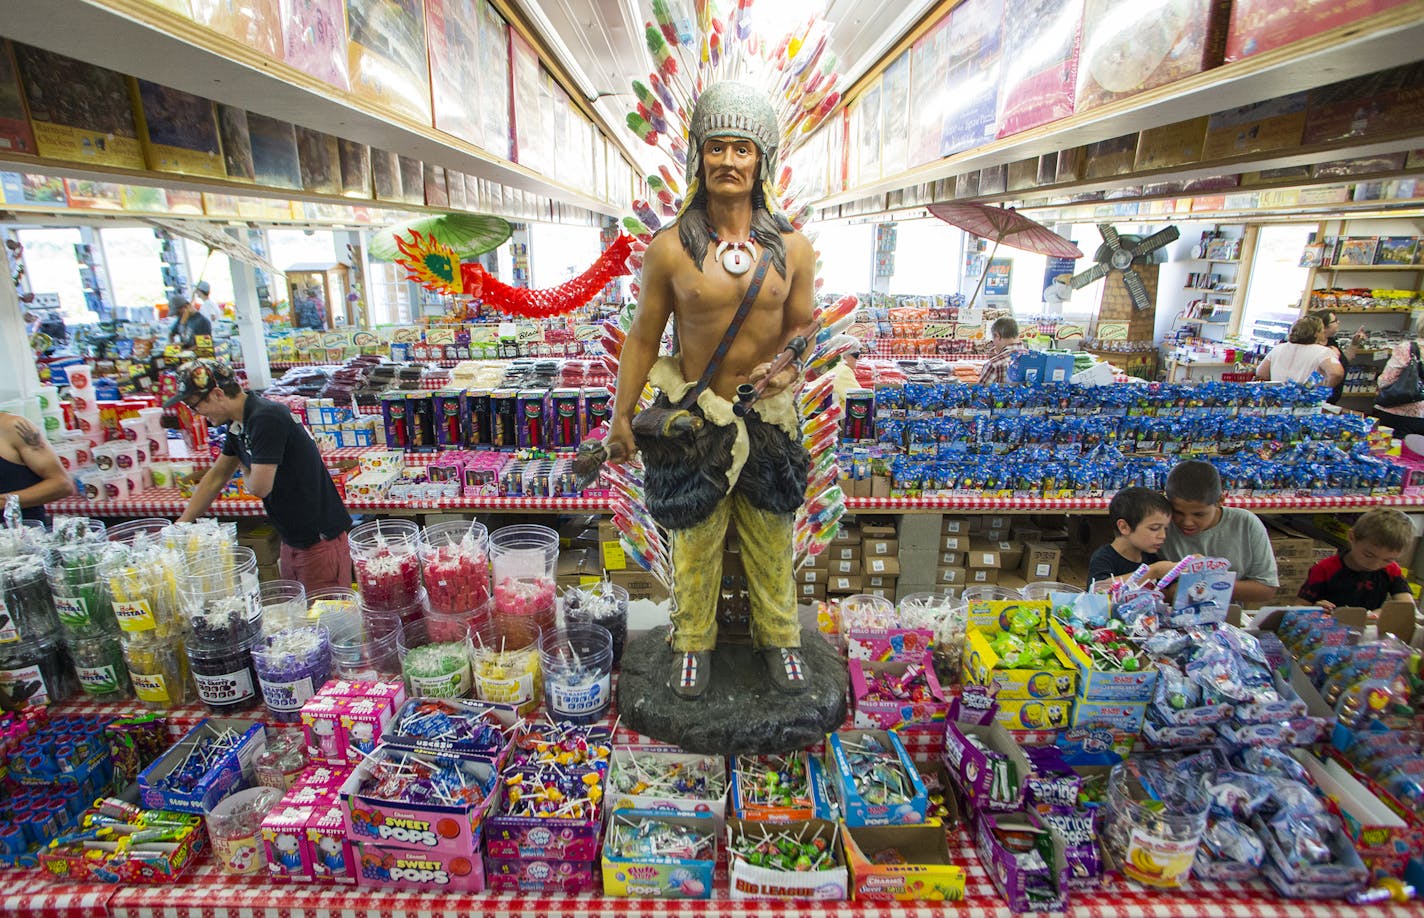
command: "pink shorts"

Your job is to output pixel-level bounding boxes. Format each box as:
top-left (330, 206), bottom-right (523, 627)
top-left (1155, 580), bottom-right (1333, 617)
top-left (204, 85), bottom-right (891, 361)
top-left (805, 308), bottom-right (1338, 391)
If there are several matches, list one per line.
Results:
top-left (279, 532), bottom-right (353, 593)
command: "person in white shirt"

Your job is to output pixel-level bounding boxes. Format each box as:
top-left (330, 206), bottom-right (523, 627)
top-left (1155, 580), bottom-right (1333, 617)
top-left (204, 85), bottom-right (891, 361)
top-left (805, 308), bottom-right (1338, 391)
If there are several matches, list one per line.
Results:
top-left (1255, 315), bottom-right (1344, 387)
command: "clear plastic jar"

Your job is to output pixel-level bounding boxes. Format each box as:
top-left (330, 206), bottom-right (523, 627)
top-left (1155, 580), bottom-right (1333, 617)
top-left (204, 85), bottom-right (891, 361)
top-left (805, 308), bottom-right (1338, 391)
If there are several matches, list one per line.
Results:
top-left (1020, 581), bottom-right (1083, 602)
top-left (325, 607), bottom-right (401, 680)
top-left (397, 618), bottom-right (472, 699)
top-left (489, 524), bottom-right (558, 639)
top-left (120, 633), bottom-right (193, 710)
top-left (0, 632), bottom-right (74, 707)
top-left (418, 520), bottom-right (490, 615)
top-left (471, 616), bottom-right (540, 714)
top-left (0, 554), bottom-right (61, 642)
top-left (539, 623), bottom-right (612, 725)
top-left (1101, 758), bottom-right (1209, 889)
top-left (208, 786), bottom-right (284, 875)
top-left (188, 637), bottom-right (261, 713)
top-left (560, 581), bottom-right (628, 664)
top-left (257, 580), bottom-right (307, 634)
top-left (181, 547), bottom-right (261, 646)
top-left (350, 519), bottom-right (422, 613)
top-left (250, 625), bottom-right (331, 722)
top-left (66, 632), bottom-right (131, 700)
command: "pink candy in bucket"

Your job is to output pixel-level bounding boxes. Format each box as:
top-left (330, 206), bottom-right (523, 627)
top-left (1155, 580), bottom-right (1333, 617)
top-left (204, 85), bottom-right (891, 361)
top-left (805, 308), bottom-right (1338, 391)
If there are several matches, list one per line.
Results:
top-left (489, 524), bottom-right (558, 640)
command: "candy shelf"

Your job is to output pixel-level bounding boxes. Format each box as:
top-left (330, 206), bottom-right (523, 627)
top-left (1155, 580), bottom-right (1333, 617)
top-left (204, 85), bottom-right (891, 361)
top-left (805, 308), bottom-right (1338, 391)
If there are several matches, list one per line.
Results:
top-left (48, 490), bottom-right (1424, 520)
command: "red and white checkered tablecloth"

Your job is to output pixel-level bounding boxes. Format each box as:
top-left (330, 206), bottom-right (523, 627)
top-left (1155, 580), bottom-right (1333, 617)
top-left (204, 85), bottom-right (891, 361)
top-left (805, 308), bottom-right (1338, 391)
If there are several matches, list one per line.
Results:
top-left (36, 833), bottom-right (1419, 918)
top-left (0, 869), bottom-right (116, 918)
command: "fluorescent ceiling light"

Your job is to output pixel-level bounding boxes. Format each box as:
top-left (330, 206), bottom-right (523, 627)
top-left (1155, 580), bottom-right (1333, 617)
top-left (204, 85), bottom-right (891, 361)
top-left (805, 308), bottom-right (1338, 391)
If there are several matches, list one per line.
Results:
top-left (512, 0), bottom-right (599, 101)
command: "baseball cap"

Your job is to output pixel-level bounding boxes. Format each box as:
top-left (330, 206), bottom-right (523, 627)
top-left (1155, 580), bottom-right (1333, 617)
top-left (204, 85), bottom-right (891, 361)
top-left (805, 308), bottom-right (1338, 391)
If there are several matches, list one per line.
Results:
top-left (194, 281), bottom-right (211, 296)
top-left (164, 359), bottom-right (238, 408)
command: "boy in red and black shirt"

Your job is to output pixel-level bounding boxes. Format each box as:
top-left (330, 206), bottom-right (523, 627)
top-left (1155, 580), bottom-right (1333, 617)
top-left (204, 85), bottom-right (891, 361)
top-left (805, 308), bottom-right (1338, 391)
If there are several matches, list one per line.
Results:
top-left (1298, 509), bottom-right (1415, 611)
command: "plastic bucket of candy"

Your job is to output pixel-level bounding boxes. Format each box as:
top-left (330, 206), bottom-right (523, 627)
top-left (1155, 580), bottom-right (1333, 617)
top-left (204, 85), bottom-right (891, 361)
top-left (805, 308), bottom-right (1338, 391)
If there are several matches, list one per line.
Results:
top-left (49, 575), bottom-right (115, 639)
top-left (208, 785), bottom-right (284, 876)
top-left (257, 580), bottom-right (307, 634)
top-left (0, 554), bottom-right (61, 641)
top-left (961, 585), bottom-right (1023, 606)
top-left (425, 597), bottom-right (492, 640)
top-left (106, 518), bottom-right (171, 545)
top-left (120, 633), bottom-right (192, 710)
top-left (187, 636), bottom-right (261, 714)
top-left (0, 631), bottom-right (74, 708)
top-left (307, 587), bottom-right (359, 625)
top-left (325, 608), bottom-right (401, 680)
top-left (250, 625), bottom-right (332, 722)
top-left (180, 547), bottom-right (261, 646)
top-left (1101, 757), bottom-right (1209, 888)
top-left (471, 615), bottom-right (541, 714)
top-left (560, 581), bottom-right (628, 664)
top-left (896, 592), bottom-right (967, 686)
top-left (489, 524), bottom-right (558, 638)
top-left (838, 593), bottom-right (895, 632)
top-left (539, 622), bottom-right (613, 725)
top-left (418, 520), bottom-right (491, 615)
top-left (66, 631), bottom-right (131, 700)
top-left (396, 618), bottom-right (473, 699)
top-left (362, 588), bottom-right (426, 632)
top-left (1020, 581), bottom-right (1083, 602)
top-left (101, 545), bottom-right (183, 640)
top-left (349, 519), bottom-right (422, 613)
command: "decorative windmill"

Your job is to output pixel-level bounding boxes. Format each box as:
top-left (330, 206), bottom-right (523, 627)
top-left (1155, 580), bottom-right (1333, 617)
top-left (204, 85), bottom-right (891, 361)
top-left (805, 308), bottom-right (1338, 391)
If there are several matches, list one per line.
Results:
top-left (1069, 223), bottom-right (1179, 343)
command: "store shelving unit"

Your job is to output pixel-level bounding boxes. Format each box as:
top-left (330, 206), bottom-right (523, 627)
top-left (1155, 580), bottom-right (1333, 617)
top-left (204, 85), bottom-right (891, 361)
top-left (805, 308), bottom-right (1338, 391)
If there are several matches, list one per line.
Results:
top-left (1302, 254), bottom-right (1423, 400)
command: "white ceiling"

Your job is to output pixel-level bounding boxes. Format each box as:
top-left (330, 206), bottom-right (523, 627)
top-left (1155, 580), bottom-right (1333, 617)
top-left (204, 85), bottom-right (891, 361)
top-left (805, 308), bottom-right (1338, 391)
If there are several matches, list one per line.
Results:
top-left (511, 0), bottom-right (938, 179)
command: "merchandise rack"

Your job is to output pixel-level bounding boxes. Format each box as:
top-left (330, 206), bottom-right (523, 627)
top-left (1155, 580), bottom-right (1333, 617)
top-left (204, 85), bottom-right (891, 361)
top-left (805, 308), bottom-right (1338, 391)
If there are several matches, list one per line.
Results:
top-left (47, 491), bottom-right (1424, 519)
top-left (7, 698), bottom-right (1424, 918)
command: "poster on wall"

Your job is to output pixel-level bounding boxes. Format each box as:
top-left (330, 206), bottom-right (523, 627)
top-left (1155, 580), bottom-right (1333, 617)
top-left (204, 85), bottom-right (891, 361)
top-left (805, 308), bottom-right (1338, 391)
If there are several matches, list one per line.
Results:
top-left (12, 43), bottom-right (145, 169)
top-left (281, 0), bottom-right (349, 90)
top-left (1042, 254), bottom-right (1077, 311)
top-left (246, 112), bottom-right (302, 189)
top-left (134, 79), bottom-right (225, 178)
top-left (190, 0), bottom-right (283, 58)
top-left (337, 138), bottom-right (371, 197)
top-left (371, 148), bottom-right (401, 201)
top-left (943, 0), bottom-right (1003, 155)
top-left (858, 82), bottom-right (882, 185)
top-left (996, 0), bottom-right (1083, 138)
top-left (295, 126), bottom-right (340, 194)
top-left (984, 258), bottom-right (1013, 296)
top-left (426, 0), bottom-right (483, 147)
top-left (0, 42), bottom-right (35, 155)
top-left (344, 0), bottom-right (431, 122)
top-left (908, 15), bottom-right (948, 168)
top-left (879, 52), bottom-right (910, 178)
top-left (216, 104), bottom-right (255, 181)
top-left (480, 1), bottom-right (512, 160)
top-left (509, 29), bottom-right (541, 169)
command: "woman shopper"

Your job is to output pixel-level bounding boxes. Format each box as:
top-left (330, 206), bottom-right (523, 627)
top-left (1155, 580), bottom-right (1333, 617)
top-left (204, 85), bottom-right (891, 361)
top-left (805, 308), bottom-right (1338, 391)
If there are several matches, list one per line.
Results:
top-left (1375, 316), bottom-right (1424, 436)
top-left (1255, 316), bottom-right (1344, 387)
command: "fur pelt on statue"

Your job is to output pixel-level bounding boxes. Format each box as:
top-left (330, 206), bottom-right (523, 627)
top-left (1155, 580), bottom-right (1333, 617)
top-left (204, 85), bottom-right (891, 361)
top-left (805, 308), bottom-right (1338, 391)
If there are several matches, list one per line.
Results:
top-left (636, 404), bottom-right (738, 530)
top-left (735, 412), bottom-right (810, 515)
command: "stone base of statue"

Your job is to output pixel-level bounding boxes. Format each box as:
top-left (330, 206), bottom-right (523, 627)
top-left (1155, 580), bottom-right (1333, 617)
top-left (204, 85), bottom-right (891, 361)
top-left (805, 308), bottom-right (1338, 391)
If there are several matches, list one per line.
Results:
top-left (616, 624), bottom-right (848, 756)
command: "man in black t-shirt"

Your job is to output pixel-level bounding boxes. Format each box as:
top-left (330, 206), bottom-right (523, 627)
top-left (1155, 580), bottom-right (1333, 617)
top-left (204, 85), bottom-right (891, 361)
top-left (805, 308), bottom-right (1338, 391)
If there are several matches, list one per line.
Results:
top-left (171, 360), bottom-right (353, 590)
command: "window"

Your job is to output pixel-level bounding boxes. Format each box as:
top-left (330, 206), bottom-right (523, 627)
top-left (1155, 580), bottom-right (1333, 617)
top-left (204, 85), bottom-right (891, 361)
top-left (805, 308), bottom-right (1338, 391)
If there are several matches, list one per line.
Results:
top-left (181, 238), bottom-right (235, 315)
top-left (528, 222), bottom-right (601, 288)
top-left (815, 222), bottom-right (873, 296)
top-left (1242, 224), bottom-right (1314, 342)
top-left (887, 219), bottom-right (964, 296)
top-left (99, 228), bottom-right (167, 314)
top-left (16, 228), bottom-right (86, 322)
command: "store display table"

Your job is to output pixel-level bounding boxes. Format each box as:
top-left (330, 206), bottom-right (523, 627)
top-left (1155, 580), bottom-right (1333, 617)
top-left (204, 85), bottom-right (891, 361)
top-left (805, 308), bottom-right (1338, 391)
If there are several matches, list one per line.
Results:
top-left (8, 700), bottom-right (1424, 918)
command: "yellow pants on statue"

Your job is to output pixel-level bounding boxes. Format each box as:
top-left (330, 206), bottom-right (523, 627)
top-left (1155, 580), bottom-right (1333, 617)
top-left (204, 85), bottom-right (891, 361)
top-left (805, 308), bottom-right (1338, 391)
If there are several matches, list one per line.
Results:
top-left (668, 491), bottom-right (800, 652)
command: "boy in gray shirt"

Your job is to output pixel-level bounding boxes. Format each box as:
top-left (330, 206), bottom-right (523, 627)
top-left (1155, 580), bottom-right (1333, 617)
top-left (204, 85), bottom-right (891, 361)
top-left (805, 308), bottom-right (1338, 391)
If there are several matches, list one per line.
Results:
top-left (1161, 460), bottom-right (1279, 605)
